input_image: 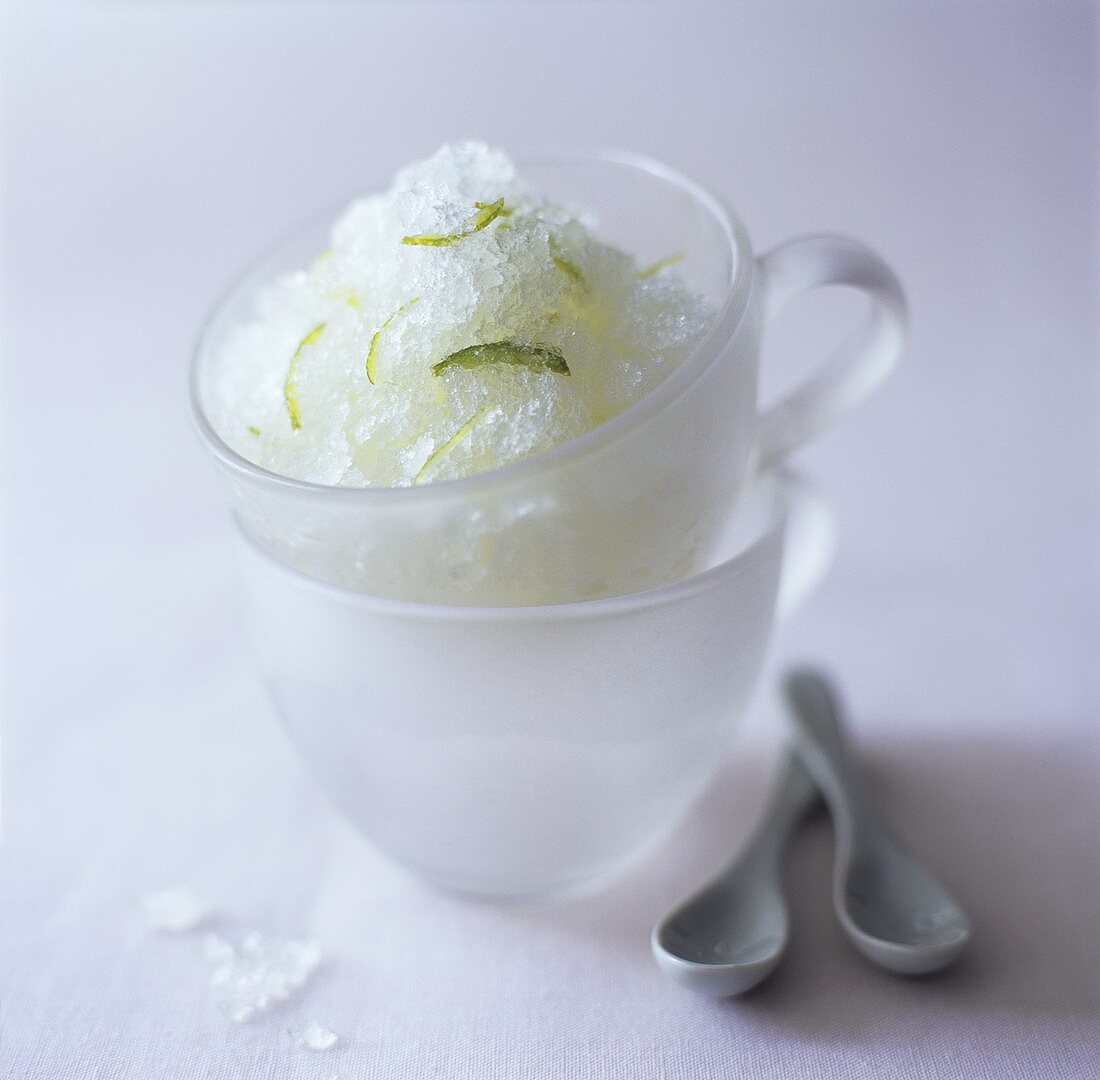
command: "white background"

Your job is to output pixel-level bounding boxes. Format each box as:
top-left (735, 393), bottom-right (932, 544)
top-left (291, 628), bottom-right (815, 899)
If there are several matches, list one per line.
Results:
top-left (3, 2), bottom-right (1098, 1077)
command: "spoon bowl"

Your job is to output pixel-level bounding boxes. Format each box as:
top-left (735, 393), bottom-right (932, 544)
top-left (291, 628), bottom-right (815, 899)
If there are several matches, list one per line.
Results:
top-left (651, 754), bottom-right (819, 996)
top-left (840, 832), bottom-right (971, 974)
top-left (653, 878), bottom-right (788, 996)
top-left (785, 668), bottom-right (970, 975)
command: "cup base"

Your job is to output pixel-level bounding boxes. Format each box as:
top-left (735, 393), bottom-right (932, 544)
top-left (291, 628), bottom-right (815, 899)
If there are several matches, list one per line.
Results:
top-left (382, 815), bottom-right (685, 904)
top-left (234, 470), bottom-right (816, 906)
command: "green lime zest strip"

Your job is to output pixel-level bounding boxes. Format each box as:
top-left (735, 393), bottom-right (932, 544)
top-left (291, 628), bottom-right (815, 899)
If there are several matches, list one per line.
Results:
top-left (284, 322), bottom-right (325, 430)
top-left (549, 238), bottom-right (586, 287)
top-left (248, 425), bottom-right (261, 437)
top-left (637, 251), bottom-right (685, 279)
top-left (475, 200), bottom-right (513, 217)
top-left (431, 340), bottom-right (570, 377)
top-left (401, 198), bottom-right (506, 247)
top-left (413, 409), bottom-right (486, 485)
top-left (366, 297), bottom-right (421, 385)
top-left (551, 255), bottom-right (586, 286)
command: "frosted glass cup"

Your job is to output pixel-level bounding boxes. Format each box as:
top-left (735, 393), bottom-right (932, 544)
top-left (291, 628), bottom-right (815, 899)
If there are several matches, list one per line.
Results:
top-left (235, 469), bottom-right (834, 899)
top-left (192, 152), bottom-right (905, 605)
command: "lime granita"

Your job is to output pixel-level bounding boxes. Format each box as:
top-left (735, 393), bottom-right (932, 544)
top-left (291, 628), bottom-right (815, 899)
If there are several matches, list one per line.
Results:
top-left (210, 141), bottom-right (712, 487)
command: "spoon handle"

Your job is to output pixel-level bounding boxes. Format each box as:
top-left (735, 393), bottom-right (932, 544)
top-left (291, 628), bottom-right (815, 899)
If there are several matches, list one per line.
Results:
top-left (784, 667), bottom-right (881, 830)
top-left (741, 751), bottom-right (821, 868)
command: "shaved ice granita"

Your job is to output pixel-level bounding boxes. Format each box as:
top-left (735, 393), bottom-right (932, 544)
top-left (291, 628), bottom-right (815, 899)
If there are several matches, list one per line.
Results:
top-left (209, 142), bottom-right (714, 489)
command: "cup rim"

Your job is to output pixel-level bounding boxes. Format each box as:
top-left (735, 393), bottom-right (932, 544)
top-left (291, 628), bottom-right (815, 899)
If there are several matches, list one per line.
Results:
top-left (191, 147), bottom-right (756, 504)
top-left (234, 468), bottom-right (793, 622)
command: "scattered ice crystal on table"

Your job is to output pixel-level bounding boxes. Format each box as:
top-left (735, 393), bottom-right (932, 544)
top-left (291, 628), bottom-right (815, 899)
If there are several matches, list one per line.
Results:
top-left (289, 1020), bottom-right (339, 1051)
top-left (211, 140), bottom-right (713, 487)
top-left (141, 888), bottom-right (211, 932)
top-left (203, 931), bottom-right (322, 1022)
top-left (202, 933), bottom-right (235, 964)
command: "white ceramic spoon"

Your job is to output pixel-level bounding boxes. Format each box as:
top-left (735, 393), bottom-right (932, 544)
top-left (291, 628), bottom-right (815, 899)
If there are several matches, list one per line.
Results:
top-left (650, 753), bottom-right (820, 996)
top-left (785, 668), bottom-right (971, 975)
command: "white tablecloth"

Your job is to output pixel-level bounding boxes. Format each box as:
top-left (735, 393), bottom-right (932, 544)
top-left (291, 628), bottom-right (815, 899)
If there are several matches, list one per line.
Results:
top-left (4, 2), bottom-right (1098, 1077)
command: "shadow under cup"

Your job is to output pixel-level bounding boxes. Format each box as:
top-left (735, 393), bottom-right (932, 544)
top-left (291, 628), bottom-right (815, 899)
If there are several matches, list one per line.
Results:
top-left (234, 470), bottom-right (830, 900)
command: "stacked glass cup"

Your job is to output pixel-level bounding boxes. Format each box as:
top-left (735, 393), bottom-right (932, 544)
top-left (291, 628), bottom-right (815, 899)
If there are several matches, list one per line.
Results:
top-left (191, 152), bottom-right (905, 899)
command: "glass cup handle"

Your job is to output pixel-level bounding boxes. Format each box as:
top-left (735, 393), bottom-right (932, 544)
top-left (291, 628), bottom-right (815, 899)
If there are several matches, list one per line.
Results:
top-left (775, 469), bottom-right (838, 619)
top-left (756, 235), bottom-right (907, 469)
